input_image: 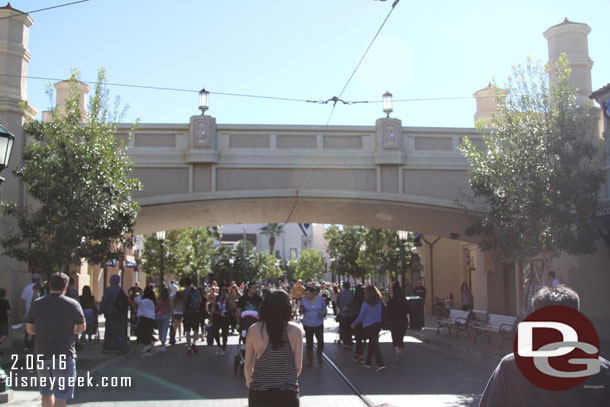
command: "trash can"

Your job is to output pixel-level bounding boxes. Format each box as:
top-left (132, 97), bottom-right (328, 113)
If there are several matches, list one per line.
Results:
top-left (407, 296), bottom-right (425, 330)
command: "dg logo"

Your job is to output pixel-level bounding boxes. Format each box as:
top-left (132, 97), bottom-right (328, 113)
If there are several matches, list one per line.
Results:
top-left (514, 305), bottom-right (601, 391)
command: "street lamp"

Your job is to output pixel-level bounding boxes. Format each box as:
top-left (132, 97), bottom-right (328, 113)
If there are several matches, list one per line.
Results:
top-left (199, 88), bottom-right (209, 115)
top-left (397, 230), bottom-right (409, 297)
top-left (383, 91), bottom-right (393, 118)
top-left (0, 119), bottom-right (16, 186)
top-left (156, 230), bottom-right (166, 288)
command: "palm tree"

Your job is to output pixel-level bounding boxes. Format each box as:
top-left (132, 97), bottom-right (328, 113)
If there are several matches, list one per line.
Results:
top-left (259, 223), bottom-right (285, 257)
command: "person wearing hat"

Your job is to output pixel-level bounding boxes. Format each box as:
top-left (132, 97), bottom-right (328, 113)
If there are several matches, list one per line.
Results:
top-left (99, 274), bottom-right (129, 354)
top-left (21, 273), bottom-right (41, 351)
top-left (300, 285), bottom-right (327, 367)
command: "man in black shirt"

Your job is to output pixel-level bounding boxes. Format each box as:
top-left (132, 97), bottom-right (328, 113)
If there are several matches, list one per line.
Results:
top-left (0, 288), bottom-right (10, 354)
top-left (413, 280), bottom-right (426, 299)
top-left (479, 286), bottom-right (610, 407)
top-left (236, 282), bottom-right (262, 317)
top-left (26, 272), bottom-right (85, 406)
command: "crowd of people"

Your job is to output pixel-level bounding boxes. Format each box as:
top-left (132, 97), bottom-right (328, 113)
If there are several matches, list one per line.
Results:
top-left (10, 267), bottom-right (606, 407)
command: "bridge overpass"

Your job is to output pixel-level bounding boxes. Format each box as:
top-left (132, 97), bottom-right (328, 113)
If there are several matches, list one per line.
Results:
top-left (124, 118), bottom-right (483, 240)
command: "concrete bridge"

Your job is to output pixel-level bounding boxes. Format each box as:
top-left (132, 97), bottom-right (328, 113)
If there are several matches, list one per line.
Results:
top-left (124, 118), bottom-right (483, 240)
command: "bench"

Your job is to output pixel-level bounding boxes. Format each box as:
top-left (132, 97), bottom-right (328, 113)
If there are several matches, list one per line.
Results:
top-left (470, 309), bottom-right (488, 325)
top-left (437, 309), bottom-right (470, 337)
top-left (472, 313), bottom-right (517, 345)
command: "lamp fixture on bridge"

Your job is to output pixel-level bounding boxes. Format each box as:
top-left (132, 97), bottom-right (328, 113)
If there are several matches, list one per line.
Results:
top-left (383, 91), bottom-right (393, 118)
top-left (0, 119), bottom-right (15, 186)
top-left (199, 88), bottom-right (209, 115)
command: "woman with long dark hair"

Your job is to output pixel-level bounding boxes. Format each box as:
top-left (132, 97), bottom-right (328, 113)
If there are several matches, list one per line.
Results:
top-left (245, 290), bottom-right (304, 407)
top-left (349, 284), bottom-right (366, 363)
top-left (135, 285), bottom-right (157, 356)
top-left (386, 283), bottom-right (409, 362)
top-left (79, 285), bottom-right (98, 343)
top-left (351, 285), bottom-right (385, 371)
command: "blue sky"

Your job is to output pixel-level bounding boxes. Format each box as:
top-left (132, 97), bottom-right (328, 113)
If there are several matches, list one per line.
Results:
top-left (9, 0), bottom-right (610, 128)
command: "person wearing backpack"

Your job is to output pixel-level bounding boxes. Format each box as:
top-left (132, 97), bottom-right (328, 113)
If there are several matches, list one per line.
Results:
top-left (99, 274), bottom-right (129, 354)
top-left (351, 285), bottom-right (385, 372)
top-left (180, 277), bottom-right (201, 355)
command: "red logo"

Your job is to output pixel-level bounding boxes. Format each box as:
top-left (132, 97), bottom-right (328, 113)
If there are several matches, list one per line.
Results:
top-left (514, 306), bottom-right (600, 391)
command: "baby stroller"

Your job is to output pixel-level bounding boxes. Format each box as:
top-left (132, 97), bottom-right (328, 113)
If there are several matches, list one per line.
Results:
top-left (234, 310), bottom-right (259, 376)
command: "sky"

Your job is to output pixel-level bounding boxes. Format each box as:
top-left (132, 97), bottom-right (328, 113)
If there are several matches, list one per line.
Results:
top-left (7, 0), bottom-right (610, 129)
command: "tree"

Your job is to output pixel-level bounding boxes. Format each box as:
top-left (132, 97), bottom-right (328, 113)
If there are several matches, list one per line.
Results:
top-left (142, 227), bottom-right (220, 284)
top-left (259, 223), bottom-right (284, 256)
top-left (0, 69), bottom-right (141, 276)
top-left (459, 54), bottom-right (603, 277)
top-left (295, 248), bottom-right (324, 281)
top-left (324, 225), bottom-right (365, 281)
top-left (249, 251), bottom-right (279, 282)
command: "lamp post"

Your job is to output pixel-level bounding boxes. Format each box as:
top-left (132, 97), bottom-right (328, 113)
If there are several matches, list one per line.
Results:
top-left (0, 119), bottom-right (16, 186)
top-left (199, 88), bottom-right (209, 115)
top-left (383, 91), bottom-right (393, 118)
top-left (397, 231), bottom-right (409, 297)
top-left (156, 231), bottom-right (166, 288)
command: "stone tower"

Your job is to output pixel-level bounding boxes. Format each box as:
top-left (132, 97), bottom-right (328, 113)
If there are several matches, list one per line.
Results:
top-left (543, 18), bottom-right (593, 107)
top-left (0, 4), bottom-right (37, 332)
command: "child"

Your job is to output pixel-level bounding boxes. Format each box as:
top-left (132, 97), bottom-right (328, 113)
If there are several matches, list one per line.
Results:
top-left (0, 288), bottom-right (11, 354)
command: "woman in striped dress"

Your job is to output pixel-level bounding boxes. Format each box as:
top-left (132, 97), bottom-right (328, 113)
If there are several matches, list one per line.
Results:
top-left (244, 290), bottom-right (304, 407)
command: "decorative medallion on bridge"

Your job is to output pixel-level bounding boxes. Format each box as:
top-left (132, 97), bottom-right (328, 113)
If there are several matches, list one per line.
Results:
top-left (383, 124), bottom-right (397, 148)
top-left (189, 115), bottom-right (216, 150)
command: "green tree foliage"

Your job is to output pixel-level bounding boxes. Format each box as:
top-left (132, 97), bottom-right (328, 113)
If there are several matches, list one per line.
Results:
top-left (0, 69), bottom-right (141, 276)
top-left (459, 55), bottom-right (603, 271)
top-left (249, 251), bottom-right (280, 281)
top-left (259, 223), bottom-right (284, 256)
top-left (295, 248), bottom-right (324, 281)
top-left (358, 229), bottom-right (415, 281)
top-left (142, 227), bottom-right (219, 283)
top-left (325, 225), bottom-right (364, 280)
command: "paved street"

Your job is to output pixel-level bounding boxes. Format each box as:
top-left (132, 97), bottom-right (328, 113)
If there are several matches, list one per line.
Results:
top-left (14, 316), bottom-right (492, 407)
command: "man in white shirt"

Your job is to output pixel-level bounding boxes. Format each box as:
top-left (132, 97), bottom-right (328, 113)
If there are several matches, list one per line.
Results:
top-left (169, 280), bottom-right (179, 300)
top-left (21, 273), bottom-right (41, 318)
top-left (21, 273), bottom-right (41, 350)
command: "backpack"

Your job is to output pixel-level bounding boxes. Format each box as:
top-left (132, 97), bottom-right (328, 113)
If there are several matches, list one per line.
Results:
top-left (185, 287), bottom-right (201, 314)
top-left (114, 290), bottom-right (129, 314)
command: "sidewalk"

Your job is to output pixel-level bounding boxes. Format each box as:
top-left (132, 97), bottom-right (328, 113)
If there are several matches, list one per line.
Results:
top-left (408, 314), bottom-right (512, 370)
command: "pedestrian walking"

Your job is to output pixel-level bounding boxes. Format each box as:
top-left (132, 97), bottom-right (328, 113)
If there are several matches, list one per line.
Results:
top-left (79, 285), bottom-right (98, 344)
top-left (351, 285), bottom-right (385, 372)
top-left (291, 280), bottom-right (305, 320)
top-left (180, 277), bottom-right (201, 354)
top-left (245, 290), bottom-right (304, 407)
top-left (26, 272), bottom-right (85, 406)
top-left (211, 286), bottom-right (234, 356)
top-left (337, 281), bottom-right (354, 348)
top-left (0, 288), bottom-right (11, 354)
top-left (228, 284), bottom-right (242, 334)
top-left (300, 285), bottom-right (327, 367)
top-left (386, 283), bottom-right (409, 362)
top-left (172, 285), bottom-right (184, 342)
top-left (135, 285), bottom-right (156, 356)
top-left (349, 285), bottom-right (366, 364)
top-left (460, 282), bottom-right (473, 311)
top-left (330, 284), bottom-right (338, 316)
top-left (99, 274), bottom-right (129, 354)
top-left (155, 287), bottom-right (171, 352)
top-left (21, 273), bottom-right (41, 351)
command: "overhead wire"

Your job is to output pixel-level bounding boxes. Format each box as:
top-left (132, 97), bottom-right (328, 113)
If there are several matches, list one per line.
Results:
top-left (0, 0), bottom-right (91, 21)
top-left (284, 0), bottom-right (402, 224)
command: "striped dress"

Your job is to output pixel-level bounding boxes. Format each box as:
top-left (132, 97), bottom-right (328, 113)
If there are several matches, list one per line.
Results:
top-left (250, 325), bottom-right (298, 392)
